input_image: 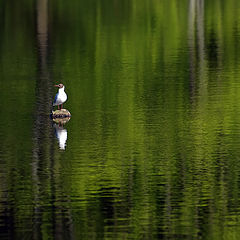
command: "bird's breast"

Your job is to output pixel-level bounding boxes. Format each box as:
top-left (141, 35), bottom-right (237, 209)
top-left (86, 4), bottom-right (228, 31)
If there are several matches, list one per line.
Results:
top-left (59, 92), bottom-right (67, 102)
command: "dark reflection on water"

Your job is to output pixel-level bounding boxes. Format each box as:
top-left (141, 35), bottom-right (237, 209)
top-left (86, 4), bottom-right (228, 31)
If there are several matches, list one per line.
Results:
top-left (1, 0), bottom-right (240, 239)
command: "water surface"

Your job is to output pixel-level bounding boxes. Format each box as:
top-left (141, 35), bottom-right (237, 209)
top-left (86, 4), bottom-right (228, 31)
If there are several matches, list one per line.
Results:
top-left (1, 0), bottom-right (240, 239)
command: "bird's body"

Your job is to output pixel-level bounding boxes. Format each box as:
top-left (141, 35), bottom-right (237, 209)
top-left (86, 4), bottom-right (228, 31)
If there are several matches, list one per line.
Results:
top-left (53, 84), bottom-right (67, 109)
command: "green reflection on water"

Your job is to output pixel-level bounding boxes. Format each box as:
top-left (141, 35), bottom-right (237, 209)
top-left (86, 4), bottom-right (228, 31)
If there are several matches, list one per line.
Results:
top-left (1, 0), bottom-right (240, 239)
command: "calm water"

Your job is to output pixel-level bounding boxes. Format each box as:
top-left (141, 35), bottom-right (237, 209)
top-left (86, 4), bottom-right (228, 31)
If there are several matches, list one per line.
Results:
top-left (1, 0), bottom-right (240, 239)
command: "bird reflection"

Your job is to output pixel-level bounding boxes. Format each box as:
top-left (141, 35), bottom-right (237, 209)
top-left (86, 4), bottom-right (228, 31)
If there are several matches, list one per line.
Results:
top-left (54, 123), bottom-right (68, 150)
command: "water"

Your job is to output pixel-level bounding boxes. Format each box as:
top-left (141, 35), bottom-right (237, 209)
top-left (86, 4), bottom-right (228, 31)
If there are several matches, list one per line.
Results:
top-left (1, 0), bottom-right (240, 239)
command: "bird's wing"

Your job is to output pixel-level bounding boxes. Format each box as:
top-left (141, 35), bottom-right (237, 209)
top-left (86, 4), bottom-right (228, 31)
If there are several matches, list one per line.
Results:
top-left (53, 93), bottom-right (59, 104)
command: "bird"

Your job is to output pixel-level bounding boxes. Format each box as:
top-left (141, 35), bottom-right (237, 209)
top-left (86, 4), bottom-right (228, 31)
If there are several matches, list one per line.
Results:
top-left (53, 83), bottom-right (67, 110)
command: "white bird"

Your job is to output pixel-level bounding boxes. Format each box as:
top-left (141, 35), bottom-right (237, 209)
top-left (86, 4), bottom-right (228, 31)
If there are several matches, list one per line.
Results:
top-left (53, 83), bottom-right (67, 110)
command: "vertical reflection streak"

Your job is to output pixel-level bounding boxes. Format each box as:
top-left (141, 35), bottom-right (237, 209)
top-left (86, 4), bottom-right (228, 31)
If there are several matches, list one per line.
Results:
top-left (32, 0), bottom-right (53, 239)
top-left (188, 0), bottom-right (206, 102)
top-left (188, 0), bottom-right (196, 101)
top-left (197, 0), bottom-right (207, 97)
top-left (188, 0), bottom-right (206, 236)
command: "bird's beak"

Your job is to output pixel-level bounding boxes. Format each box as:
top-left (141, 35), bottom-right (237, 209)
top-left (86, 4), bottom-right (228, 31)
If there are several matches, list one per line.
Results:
top-left (54, 85), bottom-right (59, 88)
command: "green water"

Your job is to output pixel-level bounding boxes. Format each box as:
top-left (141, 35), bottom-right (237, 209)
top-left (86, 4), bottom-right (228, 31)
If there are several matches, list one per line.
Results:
top-left (1, 0), bottom-right (240, 239)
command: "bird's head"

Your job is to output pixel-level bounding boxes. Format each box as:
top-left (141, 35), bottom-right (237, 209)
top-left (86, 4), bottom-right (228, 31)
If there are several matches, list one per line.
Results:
top-left (54, 83), bottom-right (64, 88)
